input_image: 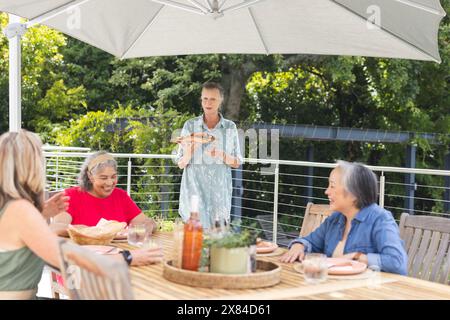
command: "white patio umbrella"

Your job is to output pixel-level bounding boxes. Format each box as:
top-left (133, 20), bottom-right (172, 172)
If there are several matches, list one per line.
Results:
top-left (0, 0), bottom-right (447, 131)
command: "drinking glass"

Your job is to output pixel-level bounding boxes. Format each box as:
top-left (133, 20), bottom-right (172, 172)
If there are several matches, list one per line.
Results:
top-left (366, 264), bottom-right (382, 289)
top-left (127, 223), bottom-right (148, 247)
top-left (302, 253), bottom-right (328, 284)
top-left (198, 238), bottom-right (210, 273)
top-left (141, 234), bottom-right (164, 265)
top-left (211, 208), bottom-right (230, 235)
top-left (172, 219), bottom-right (184, 268)
top-left (154, 214), bottom-right (165, 232)
top-left (210, 211), bottom-right (223, 234)
top-left (142, 233), bottom-right (161, 247)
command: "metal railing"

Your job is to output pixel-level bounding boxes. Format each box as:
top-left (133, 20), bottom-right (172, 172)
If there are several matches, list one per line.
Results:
top-left (44, 152), bottom-right (450, 247)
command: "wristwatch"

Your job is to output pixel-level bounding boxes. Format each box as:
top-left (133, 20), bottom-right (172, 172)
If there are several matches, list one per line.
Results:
top-left (353, 252), bottom-right (363, 261)
top-left (121, 250), bottom-right (133, 265)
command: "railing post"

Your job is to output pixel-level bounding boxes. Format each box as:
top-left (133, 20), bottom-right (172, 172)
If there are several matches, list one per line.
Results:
top-left (306, 145), bottom-right (314, 205)
top-left (379, 171), bottom-right (385, 208)
top-left (127, 158), bottom-right (132, 196)
top-left (272, 163), bottom-right (279, 244)
top-left (405, 144), bottom-right (416, 214)
top-left (231, 165), bottom-right (243, 224)
top-left (56, 156), bottom-right (59, 190)
top-left (161, 160), bottom-right (169, 219)
top-left (44, 156), bottom-right (48, 190)
top-left (445, 153), bottom-right (450, 213)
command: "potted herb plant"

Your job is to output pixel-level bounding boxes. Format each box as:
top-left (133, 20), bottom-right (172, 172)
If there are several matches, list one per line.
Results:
top-left (207, 229), bottom-right (257, 274)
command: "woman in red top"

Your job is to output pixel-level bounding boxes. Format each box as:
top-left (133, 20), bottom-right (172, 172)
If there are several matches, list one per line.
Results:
top-left (51, 151), bottom-right (156, 235)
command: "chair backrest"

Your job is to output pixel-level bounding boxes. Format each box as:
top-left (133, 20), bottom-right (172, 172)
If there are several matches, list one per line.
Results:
top-left (58, 240), bottom-right (134, 299)
top-left (299, 202), bottom-right (333, 237)
top-left (399, 213), bottom-right (450, 284)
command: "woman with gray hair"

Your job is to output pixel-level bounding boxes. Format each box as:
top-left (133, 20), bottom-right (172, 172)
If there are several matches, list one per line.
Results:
top-left (176, 82), bottom-right (243, 228)
top-left (280, 160), bottom-right (408, 275)
top-left (51, 151), bottom-right (156, 235)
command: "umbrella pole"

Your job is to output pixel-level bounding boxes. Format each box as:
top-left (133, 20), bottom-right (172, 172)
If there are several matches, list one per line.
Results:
top-left (5, 14), bottom-right (25, 132)
top-left (4, 2), bottom-right (92, 132)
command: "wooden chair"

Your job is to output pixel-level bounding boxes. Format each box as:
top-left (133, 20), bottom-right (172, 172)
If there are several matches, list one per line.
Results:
top-left (399, 212), bottom-right (450, 284)
top-left (46, 265), bottom-right (68, 299)
top-left (299, 202), bottom-right (333, 237)
top-left (44, 190), bottom-right (68, 299)
top-left (58, 239), bottom-right (134, 299)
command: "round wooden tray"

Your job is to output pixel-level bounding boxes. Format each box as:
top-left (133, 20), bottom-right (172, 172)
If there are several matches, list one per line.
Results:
top-left (163, 260), bottom-right (281, 289)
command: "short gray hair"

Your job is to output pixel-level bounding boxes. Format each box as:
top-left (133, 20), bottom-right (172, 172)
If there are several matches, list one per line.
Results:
top-left (79, 151), bottom-right (117, 191)
top-left (336, 160), bottom-right (378, 209)
top-left (202, 81), bottom-right (224, 99)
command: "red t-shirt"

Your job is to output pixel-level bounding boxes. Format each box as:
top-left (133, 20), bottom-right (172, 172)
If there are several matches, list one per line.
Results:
top-left (64, 186), bottom-right (141, 226)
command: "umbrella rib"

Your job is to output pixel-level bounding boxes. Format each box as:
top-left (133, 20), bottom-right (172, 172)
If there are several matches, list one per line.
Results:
top-left (150, 0), bottom-right (204, 15)
top-left (26, 0), bottom-right (94, 29)
top-left (186, 0), bottom-right (210, 14)
top-left (330, 0), bottom-right (442, 63)
top-left (120, 5), bottom-right (165, 59)
top-left (204, 0), bottom-right (213, 11)
top-left (248, 7), bottom-right (269, 55)
top-left (218, 0), bottom-right (229, 11)
top-left (393, 0), bottom-right (446, 16)
top-left (222, 0), bottom-right (266, 14)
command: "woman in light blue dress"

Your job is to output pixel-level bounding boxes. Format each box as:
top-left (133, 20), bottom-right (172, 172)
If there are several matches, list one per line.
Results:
top-left (176, 82), bottom-right (243, 229)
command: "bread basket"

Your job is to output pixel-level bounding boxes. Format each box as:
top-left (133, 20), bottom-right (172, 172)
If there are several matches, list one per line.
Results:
top-left (67, 221), bottom-right (127, 245)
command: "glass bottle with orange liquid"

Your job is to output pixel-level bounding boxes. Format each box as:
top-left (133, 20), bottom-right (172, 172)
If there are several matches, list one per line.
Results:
top-left (182, 195), bottom-right (203, 271)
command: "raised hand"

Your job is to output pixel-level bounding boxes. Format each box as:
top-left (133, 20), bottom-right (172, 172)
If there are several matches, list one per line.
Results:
top-left (42, 192), bottom-right (70, 218)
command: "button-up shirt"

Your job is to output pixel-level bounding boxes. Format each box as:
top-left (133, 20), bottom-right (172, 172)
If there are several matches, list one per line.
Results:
top-left (175, 114), bottom-right (243, 229)
top-left (289, 203), bottom-right (408, 275)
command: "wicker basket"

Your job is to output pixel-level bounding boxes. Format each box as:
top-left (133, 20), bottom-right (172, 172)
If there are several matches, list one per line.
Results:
top-left (67, 222), bottom-right (126, 245)
top-left (163, 260), bottom-right (281, 289)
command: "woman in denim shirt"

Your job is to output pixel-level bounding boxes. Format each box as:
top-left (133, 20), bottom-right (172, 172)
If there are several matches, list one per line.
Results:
top-left (280, 161), bottom-right (408, 275)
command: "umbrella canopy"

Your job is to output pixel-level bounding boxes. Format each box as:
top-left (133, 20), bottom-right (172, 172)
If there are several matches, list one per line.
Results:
top-left (0, 0), bottom-right (446, 62)
top-left (0, 0), bottom-right (447, 132)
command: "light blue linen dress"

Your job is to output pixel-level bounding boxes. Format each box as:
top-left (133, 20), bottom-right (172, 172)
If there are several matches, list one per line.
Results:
top-left (175, 114), bottom-right (243, 229)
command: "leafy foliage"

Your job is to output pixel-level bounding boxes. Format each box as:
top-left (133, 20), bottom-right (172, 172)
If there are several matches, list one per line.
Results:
top-left (0, 14), bottom-right (86, 136)
top-left (54, 104), bottom-right (138, 152)
top-left (205, 228), bottom-right (258, 249)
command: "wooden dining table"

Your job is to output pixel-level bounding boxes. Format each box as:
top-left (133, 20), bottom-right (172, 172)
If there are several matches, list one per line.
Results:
top-left (115, 231), bottom-right (450, 300)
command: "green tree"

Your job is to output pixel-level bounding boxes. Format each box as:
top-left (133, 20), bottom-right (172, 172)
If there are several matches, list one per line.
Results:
top-left (59, 37), bottom-right (116, 111)
top-left (55, 104), bottom-right (142, 152)
top-left (0, 14), bottom-right (86, 136)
